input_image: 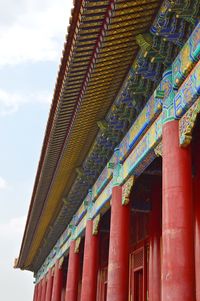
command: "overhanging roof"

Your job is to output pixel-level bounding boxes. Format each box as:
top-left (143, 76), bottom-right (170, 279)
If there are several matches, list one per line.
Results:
top-left (17, 0), bottom-right (161, 271)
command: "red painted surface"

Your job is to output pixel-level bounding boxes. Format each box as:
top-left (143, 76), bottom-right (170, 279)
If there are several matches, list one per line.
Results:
top-left (97, 267), bottom-right (108, 301)
top-left (37, 281), bottom-right (43, 301)
top-left (77, 281), bottom-right (82, 301)
top-left (45, 269), bottom-right (54, 301)
top-left (193, 137), bottom-right (200, 301)
top-left (41, 277), bottom-right (47, 301)
top-left (162, 121), bottom-right (195, 301)
top-left (40, 278), bottom-right (44, 301)
top-left (149, 184), bottom-right (161, 301)
top-left (134, 269), bottom-right (143, 301)
top-left (65, 240), bottom-right (80, 301)
top-left (106, 186), bottom-right (130, 301)
top-left (61, 288), bottom-right (66, 301)
top-left (33, 284), bottom-right (38, 301)
top-left (80, 220), bottom-right (99, 301)
top-left (51, 261), bottom-right (63, 301)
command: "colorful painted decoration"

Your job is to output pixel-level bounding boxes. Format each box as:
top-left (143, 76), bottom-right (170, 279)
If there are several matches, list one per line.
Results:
top-left (179, 98), bottom-right (200, 147)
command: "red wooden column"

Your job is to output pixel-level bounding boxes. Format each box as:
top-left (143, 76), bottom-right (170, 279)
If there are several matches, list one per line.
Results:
top-left (193, 138), bottom-right (200, 301)
top-left (33, 284), bottom-right (38, 301)
top-left (162, 120), bottom-right (195, 301)
top-left (106, 184), bottom-right (131, 301)
top-left (37, 280), bottom-right (43, 301)
top-left (41, 277), bottom-right (47, 301)
top-left (61, 289), bottom-right (66, 301)
top-left (45, 269), bottom-right (54, 301)
top-left (40, 279), bottom-right (44, 301)
top-left (65, 240), bottom-right (80, 301)
top-left (149, 183), bottom-right (161, 301)
top-left (80, 219), bottom-right (99, 301)
top-left (51, 260), bottom-right (63, 301)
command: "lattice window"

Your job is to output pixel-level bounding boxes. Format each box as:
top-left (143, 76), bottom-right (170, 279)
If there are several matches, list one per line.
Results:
top-left (133, 248), bottom-right (144, 270)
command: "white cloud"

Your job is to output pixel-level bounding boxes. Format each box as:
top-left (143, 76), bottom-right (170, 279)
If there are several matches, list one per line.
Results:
top-left (0, 177), bottom-right (7, 189)
top-left (0, 215), bottom-right (34, 300)
top-left (0, 216), bottom-right (26, 240)
top-left (0, 89), bottom-right (51, 115)
top-left (0, 0), bottom-right (74, 67)
top-left (0, 2), bottom-right (74, 300)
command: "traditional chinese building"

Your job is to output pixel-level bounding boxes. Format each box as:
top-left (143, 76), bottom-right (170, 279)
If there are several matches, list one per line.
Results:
top-left (15, 1), bottom-right (200, 301)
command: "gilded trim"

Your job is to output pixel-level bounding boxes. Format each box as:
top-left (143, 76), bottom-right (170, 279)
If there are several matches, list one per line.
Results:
top-left (122, 176), bottom-right (135, 205)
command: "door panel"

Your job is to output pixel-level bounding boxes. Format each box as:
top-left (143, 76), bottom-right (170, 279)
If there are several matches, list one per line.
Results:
top-left (130, 246), bottom-right (147, 301)
top-left (134, 269), bottom-right (143, 301)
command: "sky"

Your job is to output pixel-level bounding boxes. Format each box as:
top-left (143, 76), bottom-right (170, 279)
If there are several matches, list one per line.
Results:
top-left (0, 0), bottom-right (73, 300)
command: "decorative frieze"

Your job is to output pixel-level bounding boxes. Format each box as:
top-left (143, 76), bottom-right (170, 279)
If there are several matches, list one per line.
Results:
top-left (173, 22), bottom-right (200, 90)
top-left (179, 98), bottom-right (200, 147)
top-left (162, 68), bottom-right (176, 124)
top-left (174, 60), bottom-right (200, 119)
top-left (108, 147), bottom-right (123, 187)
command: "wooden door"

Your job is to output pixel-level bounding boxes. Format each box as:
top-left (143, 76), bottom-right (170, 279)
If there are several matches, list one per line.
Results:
top-left (130, 246), bottom-right (147, 301)
top-left (134, 269), bottom-right (143, 301)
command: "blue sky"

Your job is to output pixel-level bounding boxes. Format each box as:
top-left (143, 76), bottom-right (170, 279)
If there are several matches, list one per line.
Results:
top-left (0, 0), bottom-right (73, 299)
